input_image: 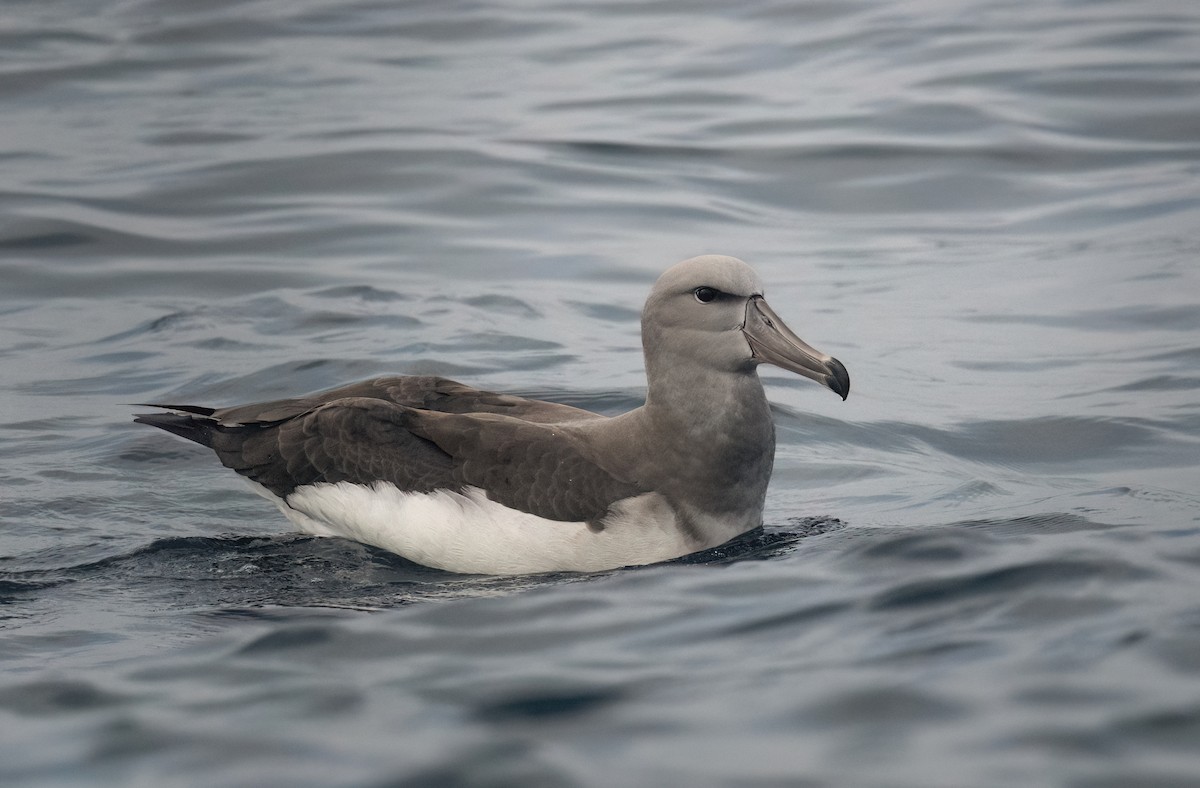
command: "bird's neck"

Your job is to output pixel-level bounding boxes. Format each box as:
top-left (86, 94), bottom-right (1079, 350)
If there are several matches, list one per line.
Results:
top-left (643, 364), bottom-right (769, 434)
top-left (640, 363), bottom-right (776, 490)
top-left (622, 365), bottom-right (776, 547)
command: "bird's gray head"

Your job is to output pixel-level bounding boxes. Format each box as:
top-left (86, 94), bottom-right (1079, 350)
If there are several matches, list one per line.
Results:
top-left (642, 255), bottom-right (849, 399)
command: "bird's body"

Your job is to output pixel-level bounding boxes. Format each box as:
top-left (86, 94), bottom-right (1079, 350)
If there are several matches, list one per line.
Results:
top-left (136, 256), bottom-right (848, 575)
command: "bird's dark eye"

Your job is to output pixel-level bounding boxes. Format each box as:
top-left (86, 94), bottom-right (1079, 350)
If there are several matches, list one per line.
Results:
top-left (693, 287), bottom-right (718, 304)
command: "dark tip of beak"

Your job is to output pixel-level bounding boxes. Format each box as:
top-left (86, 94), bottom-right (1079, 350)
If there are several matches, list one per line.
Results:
top-left (827, 357), bottom-right (850, 400)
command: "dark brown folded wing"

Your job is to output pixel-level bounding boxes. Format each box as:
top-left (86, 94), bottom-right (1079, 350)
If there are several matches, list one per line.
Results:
top-left (402, 408), bottom-right (643, 523)
top-left (141, 391), bottom-right (641, 524)
top-left (201, 397), bottom-right (459, 499)
top-left (206, 376), bottom-right (599, 426)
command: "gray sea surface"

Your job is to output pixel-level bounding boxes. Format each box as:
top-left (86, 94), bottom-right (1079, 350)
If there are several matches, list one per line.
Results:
top-left (3, 0), bottom-right (1200, 785)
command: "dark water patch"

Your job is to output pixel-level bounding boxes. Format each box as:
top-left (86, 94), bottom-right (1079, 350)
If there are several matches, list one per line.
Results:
top-left (536, 135), bottom-right (1197, 178)
top-left (289, 310), bottom-right (423, 334)
top-left (953, 358), bottom-right (1077, 372)
top-left (957, 512), bottom-right (1124, 536)
top-left (287, 9), bottom-right (562, 42)
top-left (0, 627), bottom-right (126, 662)
top-left (537, 139), bottom-right (717, 162)
top-left (906, 417), bottom-right (1178, 468)
top-left (181, 682), bottom-right (365, 720)
top-left (1147, 628), bottom-right (1200, 676)
top-left (0, 415), bottom-right (93, 432)
top-left (528, 33), bottom-right (670, 65)
top-left (5, 535), bottom-right (440, 611)
top-left (795, 685), bottom-right (966, 726)
top-left (425, 333), bottom-right (563, 353)
top-left (868, 557), bottom-right (1154, 612)
top-left (1102, 375), bottom-right (1200, 393)
top-left (236, 625), bottom-right (341, 656)
top-left (773, 410), bottom-right (915, 453)
top-left (114, 442), bottom-right (207, 465)
top-left (310, 285), bottom-right (410, 302)
top-left (1002, 594), bottom-right (1126, 625)
top-left (36, 468), bottom-right (116, 484)
top-left (392, 742), bottom-right (571, 788)
top-left (1070, 773), bottom-right (1200, 788)
top-left (0, 230), bottom-right (92, 249)
top-left (847, 527), bottom-right (999, 564)
top-left (141, 148), bottom-right (466, 210)
top-left (143, 131), bottom-right (256, 147)
top-left (1146, 345), bottom-right (1200, 364)
top-left (0, 302), bottom-right (33, 319)
top-left (83, 715), bottom-right (296, 767)
top-left (18, 370), bottom-right (174, 397)
top-left (0, 25), bottom-right (113, 51)
top-left (0, 679), bottom-right (134, 717)
top-left (1003, 725), bottom-right (1124, 758)
top-left (0, 578), bottom-right (73, 604)
top-left (721, 600), bottom-right (854, 639)
top-left (771, 462), bottom-right (888, 489)
top-left (155, 359), bottom-right (398, 404)
top-left (0, 216), bottom-right (212, 260)
top-left (537, 89), bottom-right (751, 113)
top-left (1110, 704), bottom-right (1200, 750)
top-left (79, 351), bottom-right (159, 365)
top-left (1161, 546), bottom-right (1200, 569)
top-left (965, 304), bottom-right (1200, 333)
top-left (0, 261), bottom-right (330, 300)
top-left (564, 299), bottom-right (642, 322)
top-left (95, 305), bottom-right (264, 345)
top-left (252, 301), bottom-right (422, 339)
top-left (1014, 683), bottom-right (1130, 707)
top-left (474, 684), bottom-right (624, 724)
top-left (778, 413), bottom-right (1195, 471)
top-left (859, 638), bottom-right (1000, 669)
top-left (929, 479), bottom-right (1011, 503)
top-left (460, 294), bottom-right (543, 319)
top-left (1005, 704), bottom-right (1200, 771)
top-left (183, 336), bottom-right (266, 351)
top-left (0, 50), bottom-right (256, 96)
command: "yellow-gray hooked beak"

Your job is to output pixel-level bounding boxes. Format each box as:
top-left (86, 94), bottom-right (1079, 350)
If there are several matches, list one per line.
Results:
top-left (742, 296), bottom-right (849, 400)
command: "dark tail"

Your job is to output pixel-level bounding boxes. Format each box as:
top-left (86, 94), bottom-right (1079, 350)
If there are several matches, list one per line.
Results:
top-left (133, 408), bottom-right (217, 448)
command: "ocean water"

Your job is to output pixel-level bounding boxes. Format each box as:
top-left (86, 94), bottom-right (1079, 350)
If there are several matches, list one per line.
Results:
top-left (3, 0), bottom-right (1200, 785)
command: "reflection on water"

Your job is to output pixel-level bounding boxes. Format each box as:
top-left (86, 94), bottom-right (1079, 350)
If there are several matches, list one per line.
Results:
top-left (2, 0), bottom-right (1200, 785)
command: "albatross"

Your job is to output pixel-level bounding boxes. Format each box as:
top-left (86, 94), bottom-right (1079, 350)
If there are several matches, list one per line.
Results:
top-left (135, 255), bottom-right (849, 575)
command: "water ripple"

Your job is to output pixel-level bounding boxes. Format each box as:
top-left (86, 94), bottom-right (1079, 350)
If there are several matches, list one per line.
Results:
top-left (2, 0), bottom-right (1200, 785)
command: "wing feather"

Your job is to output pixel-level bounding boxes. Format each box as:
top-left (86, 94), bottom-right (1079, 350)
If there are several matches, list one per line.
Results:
top-left (209, 376), bottom-right (597, 426)
top-left (208, 398), bottom-right (458, 498)
top-left (141, 379), bottom-right (634, 523)
top-left (403, 409), bottom-right (642, 523)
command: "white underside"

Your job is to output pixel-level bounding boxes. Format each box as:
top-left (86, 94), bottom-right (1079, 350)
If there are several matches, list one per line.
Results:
top-left (252, 480), bottom-right (711, 575)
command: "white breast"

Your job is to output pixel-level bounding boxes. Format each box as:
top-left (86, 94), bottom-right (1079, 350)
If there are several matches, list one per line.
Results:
top-left (274, 481), bottom-right (699, 575)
